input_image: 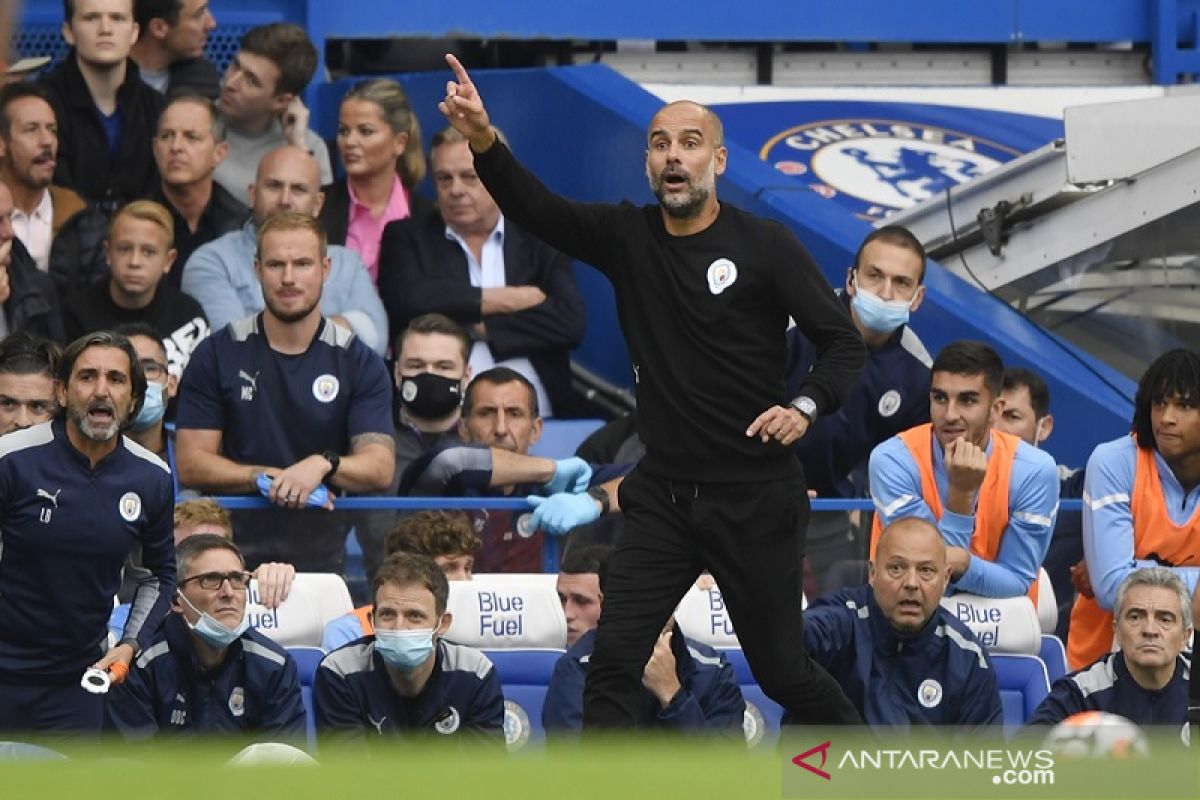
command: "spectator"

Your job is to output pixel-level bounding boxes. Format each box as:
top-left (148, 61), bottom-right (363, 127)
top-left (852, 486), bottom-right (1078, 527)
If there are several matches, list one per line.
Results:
top-left (213, 23), bottom-right (330, 204)
top-left (379, 126), bottom-right (585, 417)
top-left (41, 0), bottom-right (163, 208)
top-left (0, 82), bottom-right (89, 273)
top-left (61, 200), bottom-right (208, 377)
top-left (1029, 567), bottom-right (1191, 728)
top-left (869, 340), bottom-right (1059, 598)
top-left (0, 331), bottom-right (59, 433)
top-left (1069, 349), bottom-right (1200, 669)
top-left (175, 212), bottom-right (395, 574)
top-left (994, 367), bottom-right (1085, 642)
top-left (352, 313), bottom-right (471, 581)
top-left (0, 179), bottom-right (64, 341)
top-left (0, 331), bottom-right (174, 733)
top-left (313, 552), bottom-right (504, 742)
top-left (400, 366), bottom-right (622, 573)
top-left (797, 517), bottom-right (1002, 731)
top-left (149, 93), bottom-right (247, 283)
top-left (129, 0), bottom-right (219, 98)
top-left (543, 543), bottom-right (745, 736)
top-left (321, 510), bottom-right (481, 652)
top-left (183, 145), bottom-right (387, 354)
top-left (320, 78), bottom-right (430, 285)
top-left (106, 534), bottom-right (306, 739)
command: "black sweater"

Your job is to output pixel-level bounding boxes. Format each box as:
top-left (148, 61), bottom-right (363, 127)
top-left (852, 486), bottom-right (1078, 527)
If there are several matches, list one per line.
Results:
top-left (473, 141), bottom-right (865, 482)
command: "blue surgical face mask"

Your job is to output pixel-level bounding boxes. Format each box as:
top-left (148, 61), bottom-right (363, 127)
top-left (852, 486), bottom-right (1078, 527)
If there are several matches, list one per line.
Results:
top-left (133, 381), bottom-right (167, 430)
top-left (850, 277), bottom-right (916, 335)
top-left (375, 628), bottom-right (436, 671)
top-left (177, 591), bottom-right (249, 649)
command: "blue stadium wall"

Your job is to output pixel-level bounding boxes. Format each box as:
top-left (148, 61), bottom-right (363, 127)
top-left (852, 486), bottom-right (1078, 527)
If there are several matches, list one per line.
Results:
top-left (317, 64), bottom-right (1132, 469)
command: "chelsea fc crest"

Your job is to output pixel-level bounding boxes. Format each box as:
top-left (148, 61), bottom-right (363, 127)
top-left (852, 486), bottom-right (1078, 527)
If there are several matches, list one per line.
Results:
top-left (119, 492), bottom-right (142, 522)
top-left (759, 119), bottom-right (1019, 221)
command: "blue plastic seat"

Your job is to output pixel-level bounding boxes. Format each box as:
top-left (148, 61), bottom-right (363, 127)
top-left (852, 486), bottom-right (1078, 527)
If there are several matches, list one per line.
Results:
top-left (991, 653), bottom-right (1051, 736)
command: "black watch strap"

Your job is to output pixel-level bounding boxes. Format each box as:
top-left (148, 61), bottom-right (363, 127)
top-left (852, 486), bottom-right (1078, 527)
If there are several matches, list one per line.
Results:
top-left (321, 450), bottom-right (341, 481)
top-left (586, 485), bottom-right (611, 515)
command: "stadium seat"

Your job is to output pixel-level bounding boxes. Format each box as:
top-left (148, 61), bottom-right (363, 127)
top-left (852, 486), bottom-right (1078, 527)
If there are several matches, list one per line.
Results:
top-left (718, 648), bottom-right (783, 748)
top-left (287, 646), bottom-right (325, 753)
top-left (940, 593), bottom-right (1041, 655)
top-left (483, 648), bottom-right (565, 752)
top-left (1039, 635), bottom-right (1068, 683)
top-left (445, 573), bottom-right (566, 649)
top-left (528, 419), bottom-right (606, 459)
top-left (247, 574), bottom-right (354, 648)
top-left (1035, 568), bottom-right (1058, 635)
top-left (991, 653), bottom-right (1051, 736)
top-left (676, 582), bottom-right (805, 649)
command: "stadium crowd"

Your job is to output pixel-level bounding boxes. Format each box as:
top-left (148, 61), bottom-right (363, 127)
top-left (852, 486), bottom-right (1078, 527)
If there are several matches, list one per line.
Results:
top-left (0, 0), bottom-right (1193, 751)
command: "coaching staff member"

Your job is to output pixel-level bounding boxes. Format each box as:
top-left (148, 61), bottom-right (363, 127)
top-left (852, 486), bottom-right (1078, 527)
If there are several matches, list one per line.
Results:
top-left (0, 331), bottom-right (175, 733)
top-left (440, 56), bottom-right (866, 728)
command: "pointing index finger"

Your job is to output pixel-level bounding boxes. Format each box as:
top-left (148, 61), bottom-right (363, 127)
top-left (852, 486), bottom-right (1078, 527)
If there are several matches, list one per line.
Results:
top-left (445, 53), bottom-right (472, 86)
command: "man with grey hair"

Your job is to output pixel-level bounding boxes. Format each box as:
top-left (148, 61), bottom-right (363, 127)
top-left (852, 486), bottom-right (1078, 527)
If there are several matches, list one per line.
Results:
top-left (1028, 566), bottom-right (1192, 728)
top-left (150, 93), bottom-right (247, 283)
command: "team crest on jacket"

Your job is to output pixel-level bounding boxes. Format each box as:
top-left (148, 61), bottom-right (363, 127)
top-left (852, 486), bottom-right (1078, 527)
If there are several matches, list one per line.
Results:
top-left (434, 706), bottom-right (461, 735)
top-left (917, 678), bottom-right (943, 708)
top-left (878, 389), bottom-right (902, 418)
top-left (119, 492), bottom-right (142, 522)
top-left (706, 258), bottom-right (738, 295)
top-left (503, 699), bottom-right (531, 750)
top-left (229, 686), bottom-right (245, 717)
top-left (312, 374), bottom-right (340, 403)
top-left (759, 120), bottom-right (1018, 221)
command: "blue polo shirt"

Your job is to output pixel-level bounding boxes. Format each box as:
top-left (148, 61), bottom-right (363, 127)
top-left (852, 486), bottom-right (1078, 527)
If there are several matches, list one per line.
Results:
top-left (0, 419), bottom-right (175, 679)
top-left (175, 315), bottom-right (393, 571)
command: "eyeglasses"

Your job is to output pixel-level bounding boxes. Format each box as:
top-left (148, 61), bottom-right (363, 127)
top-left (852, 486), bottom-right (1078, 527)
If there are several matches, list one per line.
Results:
top-left (179, 571), bottom-right (253, 591)
top-left (139, 358), bottom-right (168, 381)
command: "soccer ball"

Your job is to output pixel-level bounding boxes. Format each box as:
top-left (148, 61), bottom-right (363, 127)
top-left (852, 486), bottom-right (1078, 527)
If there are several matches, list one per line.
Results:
top-left (1043, 711), bottom-right (1151, 759)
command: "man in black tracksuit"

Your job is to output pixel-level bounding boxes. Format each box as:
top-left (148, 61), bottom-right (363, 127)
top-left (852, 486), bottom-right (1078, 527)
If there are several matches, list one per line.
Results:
top-left (439, 56), bottom-right (867, 728)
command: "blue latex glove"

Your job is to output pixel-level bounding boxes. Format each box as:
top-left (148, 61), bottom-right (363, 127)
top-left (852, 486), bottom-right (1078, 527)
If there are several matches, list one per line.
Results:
top-left (256, 472), bottom-right (330, 509)
top-left (526, 492), bottom-right (601, 536)
top-left (542, 457), bottom-right (592, 495)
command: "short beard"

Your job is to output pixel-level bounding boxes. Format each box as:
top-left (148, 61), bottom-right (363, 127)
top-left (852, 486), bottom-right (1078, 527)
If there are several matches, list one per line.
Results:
top-left (647, 159), bottom-right (717, 219)
top-left (265, 296), bottom-right (320, 325)
top-left (70, 405), bottom-right (120, 442)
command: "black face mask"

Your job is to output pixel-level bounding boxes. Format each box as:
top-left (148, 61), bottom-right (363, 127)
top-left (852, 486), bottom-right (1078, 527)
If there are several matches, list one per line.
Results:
top-left (399, 372), bottom-right (462, 419)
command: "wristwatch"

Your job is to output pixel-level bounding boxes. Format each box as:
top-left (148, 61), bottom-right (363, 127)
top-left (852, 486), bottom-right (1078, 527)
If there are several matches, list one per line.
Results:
top-left (790, 396), bottom-right (818, 424)
top-left (586, 485), bottom-right (611, 515)
top-left (320, 450), bottom-right (341, 482)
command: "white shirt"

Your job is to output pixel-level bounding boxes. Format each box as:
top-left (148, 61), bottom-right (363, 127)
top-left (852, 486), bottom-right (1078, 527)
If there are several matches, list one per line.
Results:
top-left (445, 215), bottom-right (554, 418)
top-left (11, 189), bottom-right (52, 272)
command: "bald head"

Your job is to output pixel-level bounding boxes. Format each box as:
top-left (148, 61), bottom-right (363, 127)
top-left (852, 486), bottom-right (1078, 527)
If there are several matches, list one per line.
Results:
top-left (648, 100), bottom-right (724, 148)
top-left (870, 518), bottom-right (951, 635)
top-left (249, 145), bottom-right (325, 224)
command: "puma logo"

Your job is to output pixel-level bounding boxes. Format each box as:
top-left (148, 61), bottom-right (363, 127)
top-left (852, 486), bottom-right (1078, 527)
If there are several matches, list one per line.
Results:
top-left (238, 370), bottom-right (259, 389)
top-left (368, 714), bottom-right (387, 734)
top-left (37, 488), bottom-right (61, 508)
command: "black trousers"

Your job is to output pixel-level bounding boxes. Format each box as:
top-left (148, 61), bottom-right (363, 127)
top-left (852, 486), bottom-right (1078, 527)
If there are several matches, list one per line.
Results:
top-left (0, 674), bottom-right (104, 734)
top-left (582, 466), bottom-right (862, 728)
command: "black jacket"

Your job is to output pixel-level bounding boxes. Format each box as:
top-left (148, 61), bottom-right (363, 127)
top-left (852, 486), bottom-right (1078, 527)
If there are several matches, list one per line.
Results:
top-left (41, 53), bottom-right (164, 208)
top-left (5, 237), bottom-right (64, 342)
top-left (151, 182), bottom-right (249, 287)
top-left (378, 204), bottom-right (587, 417)
top-left (317, 178), bottom-right (433, 247)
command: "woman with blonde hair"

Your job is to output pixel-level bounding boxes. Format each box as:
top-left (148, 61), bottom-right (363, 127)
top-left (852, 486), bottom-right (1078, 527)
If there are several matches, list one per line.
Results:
top-left (319, 77), bottom-right (431, 285)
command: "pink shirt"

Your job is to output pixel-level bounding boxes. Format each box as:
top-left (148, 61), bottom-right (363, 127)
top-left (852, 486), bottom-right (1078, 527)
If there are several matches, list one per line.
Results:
top-left (346, 173), bottom-right (411, 284)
